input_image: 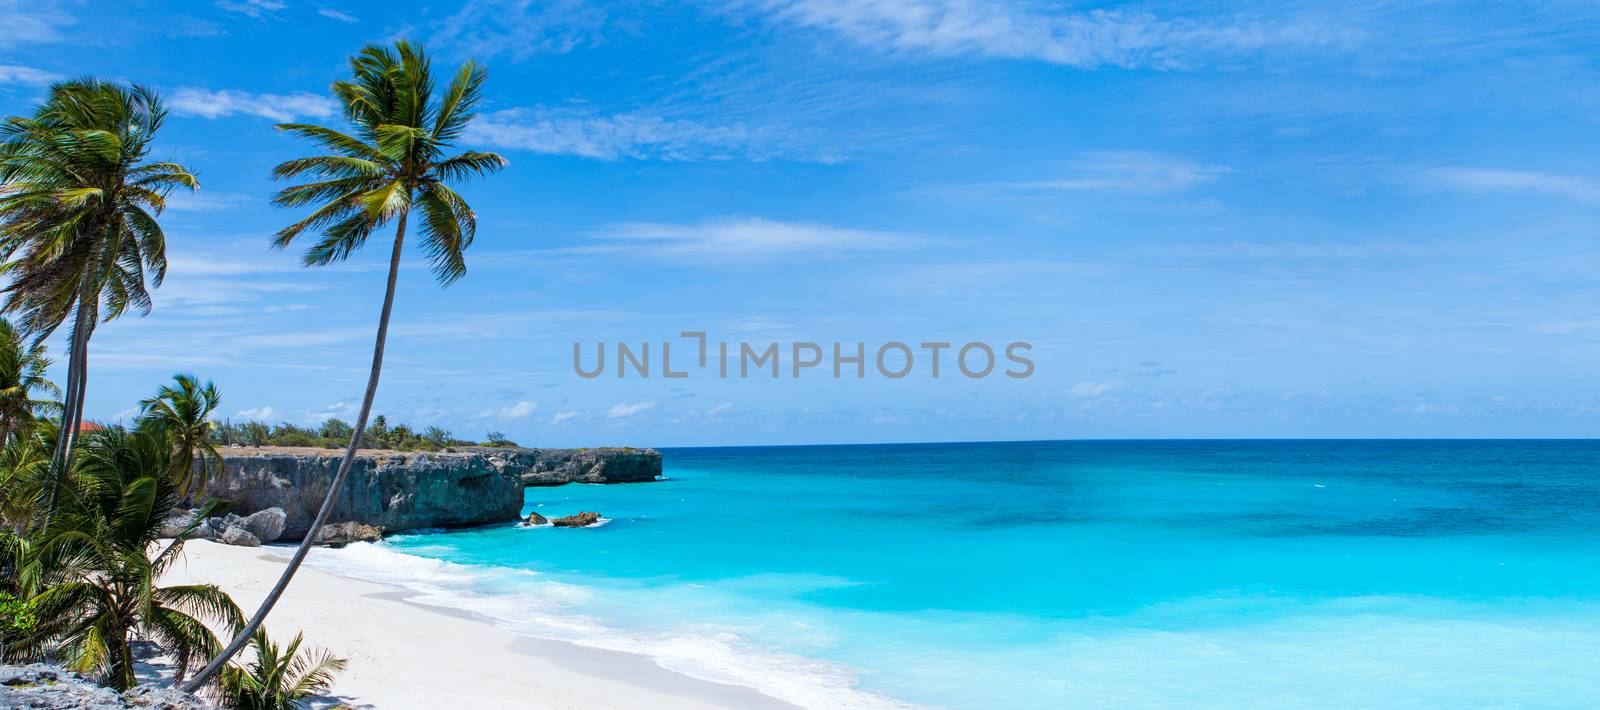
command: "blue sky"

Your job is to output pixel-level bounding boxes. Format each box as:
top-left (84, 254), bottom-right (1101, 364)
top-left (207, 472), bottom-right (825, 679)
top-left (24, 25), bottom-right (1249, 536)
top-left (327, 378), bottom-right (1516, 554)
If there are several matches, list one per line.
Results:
top-left (2, 0), bottom-right (1599, 445)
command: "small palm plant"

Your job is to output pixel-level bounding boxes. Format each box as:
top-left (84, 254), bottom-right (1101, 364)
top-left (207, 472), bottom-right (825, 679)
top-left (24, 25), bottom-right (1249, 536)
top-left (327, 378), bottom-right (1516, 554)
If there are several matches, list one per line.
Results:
top-left (0, 318), bottom-right (60, 446)
top-left (138, 373), bottom-right (224, 497)
top-left (0, 79), bottom-right (196, 510)
top-left (0, 428), bottom-right (51, 534)
top-left (19, 426), bottom-right (242, 689)
top-left (219, 630), bottom-right (347, 710)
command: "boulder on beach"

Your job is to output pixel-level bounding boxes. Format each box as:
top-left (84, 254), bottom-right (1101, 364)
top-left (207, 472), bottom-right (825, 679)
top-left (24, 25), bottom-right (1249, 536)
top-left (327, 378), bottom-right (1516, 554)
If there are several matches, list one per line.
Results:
top-left (315, 521), bottom-right (385, 547)
top-left (524, 511), bottom-right (548, 526)
top-left (240, 507), bottom-right (287, 542)
top-left (219, 526), bottom-right (261, 547)
top-left (160, 509), bottom-right (212, 539)
top-left (552, 511), bottom-right (601, 528)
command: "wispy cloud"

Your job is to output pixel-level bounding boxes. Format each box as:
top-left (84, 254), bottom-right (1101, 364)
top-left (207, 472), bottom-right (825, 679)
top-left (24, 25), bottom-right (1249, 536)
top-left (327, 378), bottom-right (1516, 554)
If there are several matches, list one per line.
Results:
top-left (165, 191), bottom-right (259, 213)
top-left (996, 151), bottom-right (1231, 193)
top-left (0, 64), bottom-right (62, 86)
top-left (466, 108), bottom-right (825, 162)
top-left (499, 400), bottom-right (538, 418)
top-left (169, 88), bottom-right (338, 122)
top-left (216, 0), bottom-right (286, 19)
top-left (317, 7), bottom-right (358, 23)
top-left (607, 401), bottom-right (658, 418)
top-left (432, 0), bottom-right (609, 60)
top-left (585, 217), bottom-right (918, 262)
top-left (0, 1), bottom-right (75, 47)
top-left (550, 411), bottom-right (581, 424)
top-left (1419, 167), bottom-right (1600, 205)
top-left (742, 0), bottom-right (1346, 70)
top-left (234, 405), bottom-right (277, 420)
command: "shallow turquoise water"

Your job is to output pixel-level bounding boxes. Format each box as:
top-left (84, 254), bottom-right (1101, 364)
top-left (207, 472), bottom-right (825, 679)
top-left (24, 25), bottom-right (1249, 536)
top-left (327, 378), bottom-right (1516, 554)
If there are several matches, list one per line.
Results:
top-left (311, 441), bottom-right (1600, 708)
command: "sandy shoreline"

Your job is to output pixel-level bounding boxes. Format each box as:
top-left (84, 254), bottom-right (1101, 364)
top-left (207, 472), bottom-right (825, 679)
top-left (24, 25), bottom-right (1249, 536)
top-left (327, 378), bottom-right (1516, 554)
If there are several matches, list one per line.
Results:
top-left (164, 540), bottom-right (798, 710)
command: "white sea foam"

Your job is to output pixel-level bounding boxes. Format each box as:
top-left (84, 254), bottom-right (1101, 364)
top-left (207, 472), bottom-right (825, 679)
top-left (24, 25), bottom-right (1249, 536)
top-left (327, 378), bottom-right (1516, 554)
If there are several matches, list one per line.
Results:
top-left (301, 542), bottom-right (918, 710)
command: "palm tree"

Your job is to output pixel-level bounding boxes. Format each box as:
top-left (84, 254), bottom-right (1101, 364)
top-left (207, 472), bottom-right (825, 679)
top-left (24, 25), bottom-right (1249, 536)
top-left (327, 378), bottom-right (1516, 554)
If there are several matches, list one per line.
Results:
top-left (0, 79), bottom-right (196, 512)
top-left (184, 40), bottom-right (504, 690)
top-left (18, 426), bottom-right (242, 689)
top-left (219, 629), bottom-right (347, 710)
top-left (139, 373), bottom-right (224, 498)
top-left (0, 318), bottom-right (61, 445)
top-left (0, 428), bottom-right (51, 534)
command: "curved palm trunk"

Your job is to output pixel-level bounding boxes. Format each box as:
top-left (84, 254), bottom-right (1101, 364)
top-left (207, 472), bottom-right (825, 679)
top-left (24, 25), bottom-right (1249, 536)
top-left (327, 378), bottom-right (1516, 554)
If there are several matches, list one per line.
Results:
top-left (183, 213), bottom-right (409, 691)
top-left (42, 295), bottom-right (94, 519)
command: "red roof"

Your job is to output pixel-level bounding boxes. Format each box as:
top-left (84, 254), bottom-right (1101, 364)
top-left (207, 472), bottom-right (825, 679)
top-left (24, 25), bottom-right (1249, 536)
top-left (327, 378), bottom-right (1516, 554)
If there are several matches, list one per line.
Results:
top-left (77, 421), bottom-right (106, 432)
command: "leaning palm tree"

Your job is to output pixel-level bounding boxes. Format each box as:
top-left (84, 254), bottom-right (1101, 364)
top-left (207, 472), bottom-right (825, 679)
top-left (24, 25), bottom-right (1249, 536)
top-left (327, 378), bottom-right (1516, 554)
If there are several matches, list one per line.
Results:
top-left (18, 426), bottom-right (242, 688)
top-left (138, 373), bottom-right (224, 498)
top-left (184, 40), bottom-right (505, 690)
top-left (219, 629), bottom-right (347, 710)
top-left (0, 79), bottom-right (195, 512)
top-left (0, 318), bottom-right (60, 446)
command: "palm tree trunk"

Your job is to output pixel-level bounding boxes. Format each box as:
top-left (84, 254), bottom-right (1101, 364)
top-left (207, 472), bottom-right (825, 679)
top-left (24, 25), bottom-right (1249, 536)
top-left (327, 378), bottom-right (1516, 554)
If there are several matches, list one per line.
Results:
top-left (183, 212), bottom-right (409, 691)
top-left (43, 295), bottom-right (93, 519)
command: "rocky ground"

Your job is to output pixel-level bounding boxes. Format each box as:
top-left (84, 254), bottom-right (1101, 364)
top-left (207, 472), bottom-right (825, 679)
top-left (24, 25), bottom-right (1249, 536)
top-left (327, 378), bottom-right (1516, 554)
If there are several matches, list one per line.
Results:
top-left (0, 664), bottom-right (213, 709)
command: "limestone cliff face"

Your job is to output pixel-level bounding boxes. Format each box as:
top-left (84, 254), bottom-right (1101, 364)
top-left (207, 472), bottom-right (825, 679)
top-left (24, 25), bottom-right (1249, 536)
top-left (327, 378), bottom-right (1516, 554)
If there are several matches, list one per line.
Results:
top-left (202, 447), bottom-right (526, 539)
top-left (460, 446), bottom-right (663, 486)
top-left (202, 446), bottom-right (662, 539)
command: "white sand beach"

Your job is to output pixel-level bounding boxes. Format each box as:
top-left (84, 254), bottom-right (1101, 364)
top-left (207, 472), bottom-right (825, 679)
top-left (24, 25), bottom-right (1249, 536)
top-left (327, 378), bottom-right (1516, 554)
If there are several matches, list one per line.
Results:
top-left (163, 540), bottom-right (797, 710)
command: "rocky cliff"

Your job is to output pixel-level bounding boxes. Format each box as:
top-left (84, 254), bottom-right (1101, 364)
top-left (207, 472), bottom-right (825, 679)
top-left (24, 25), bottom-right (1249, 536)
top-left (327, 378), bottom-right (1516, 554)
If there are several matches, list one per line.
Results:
top-left (463, 446), bottom-right (663, 486)
top-left (201, 446), bottom-right (661, 539)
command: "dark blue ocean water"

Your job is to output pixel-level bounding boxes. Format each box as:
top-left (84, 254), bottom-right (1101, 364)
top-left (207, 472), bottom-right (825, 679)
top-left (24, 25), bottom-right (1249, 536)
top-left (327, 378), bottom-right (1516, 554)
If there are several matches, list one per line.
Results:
top-left (311, 441), bottom-right (1600, 708)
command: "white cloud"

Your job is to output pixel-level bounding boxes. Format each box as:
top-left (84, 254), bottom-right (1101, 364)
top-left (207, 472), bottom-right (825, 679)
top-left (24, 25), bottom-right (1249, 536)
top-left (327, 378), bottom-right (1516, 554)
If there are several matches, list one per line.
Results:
top-left (744, 0), bottom-right (1342, 69)
top-left (550, 411), bottom-right (580, 424)
top-left (1068, 380), bottom-right (1126, 400)
top-left (587, 217), bottom-right (917, 262)
top-left (0, 64), bottom-right (62, 86)
top-left (235, 405), bottom-right (277, 421)
top-left (607, 401), bottom-right (658, 418)
top-left (500, 400), bottom-right (538, 418)
top-left (0, 2), bottom-right (75, 47)
top-left (432, 0), bottom-right (608, 60)
top-left (164, 191), bottom-right (259, 213)
top-left (466, 108), bottom-right (822, 162)
top-left (1419, 167), bottom-right (1600, 205)
top-left (317, 7), bottom-right (358, 22)
top-left (216, 0), bottom-right (286, 19)
top-left (997, 152), bottom-right (1231, 193)
top-left (707, 402), bottom-right (733, 416)
top-left (169, 88), bottom-right (338, 122)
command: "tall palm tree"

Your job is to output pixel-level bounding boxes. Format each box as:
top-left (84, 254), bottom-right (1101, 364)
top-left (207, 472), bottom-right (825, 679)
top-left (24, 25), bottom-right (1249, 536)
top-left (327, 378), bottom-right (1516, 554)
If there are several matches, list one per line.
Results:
top-left (17, 426), bottom-right (242, 689)
top-left (184, 40), bottom-right (505, 690)
top-left (139, 373), bottom-right (224, 498)
top-left (0, 317), bottom-right (60, 446)
top-left (0, 79), bottom-right (195, 512)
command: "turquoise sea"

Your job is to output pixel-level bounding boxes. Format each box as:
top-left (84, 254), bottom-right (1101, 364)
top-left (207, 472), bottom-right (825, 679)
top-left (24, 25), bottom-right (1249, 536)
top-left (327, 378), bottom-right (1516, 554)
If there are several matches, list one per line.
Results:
top-left (306, 441), bottom-right (1600, 708)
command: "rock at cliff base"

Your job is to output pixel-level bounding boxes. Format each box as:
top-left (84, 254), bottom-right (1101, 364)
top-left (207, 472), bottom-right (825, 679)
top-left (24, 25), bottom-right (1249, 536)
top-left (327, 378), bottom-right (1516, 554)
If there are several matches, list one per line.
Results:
top-left (524, 511), bottom-right (548, 526)
top-left (220, 526), bottom-right (261, 547)
top-left (552, 511), bottom-right (601, 528)
top-left (241, 507), bottom-right (287, 542)
top-left (160, 509), bottom-right (210, 539)
top-left (315, 521), bottom-right (384, 547)
top-left (0, 663), bottom-right (214, 709)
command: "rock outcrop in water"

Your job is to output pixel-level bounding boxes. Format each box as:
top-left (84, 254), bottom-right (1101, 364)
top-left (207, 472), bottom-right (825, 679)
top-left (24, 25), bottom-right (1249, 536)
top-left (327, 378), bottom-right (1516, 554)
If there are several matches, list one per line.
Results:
top-left (195, 446), bottom-right (660, 540)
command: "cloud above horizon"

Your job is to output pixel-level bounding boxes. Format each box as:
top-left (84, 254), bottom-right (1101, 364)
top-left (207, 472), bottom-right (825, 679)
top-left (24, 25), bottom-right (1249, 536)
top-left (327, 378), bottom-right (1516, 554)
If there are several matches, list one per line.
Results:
top-left (466, 108), bottom-right (827, 162)
top-left (1419, 167), bottom-right (1600, 205)
top-left (584, 217), bottom-right (919, 262)
top-left (168, 88), bottom-right (339, 122)
top-left (739, 0), bottom-right (1350, 69)
top-left (996, 151), bottom-right (1231, 193)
